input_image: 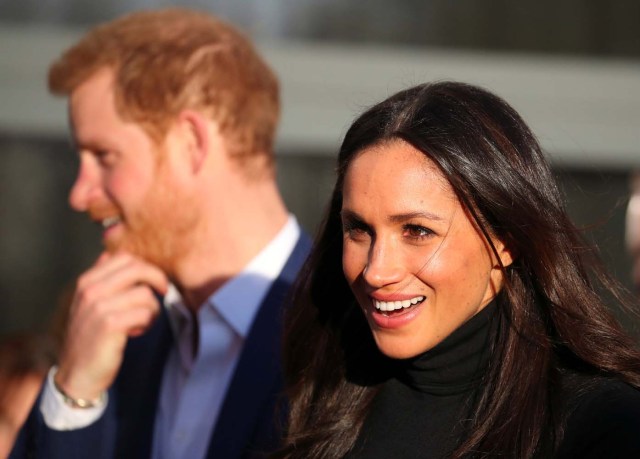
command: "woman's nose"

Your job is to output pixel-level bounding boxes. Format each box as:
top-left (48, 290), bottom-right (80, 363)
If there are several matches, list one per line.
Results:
top-left (362, 239), bottom-right (405, 288)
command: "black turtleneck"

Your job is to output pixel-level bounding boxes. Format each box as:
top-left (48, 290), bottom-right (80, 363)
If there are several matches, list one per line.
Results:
top-left (345, 302), bottom-right (495, 459)
top-left (344, 299), bottom-right (640, 459)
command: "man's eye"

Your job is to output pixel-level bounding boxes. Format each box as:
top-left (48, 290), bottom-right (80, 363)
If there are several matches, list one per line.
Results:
top-left (95, 150), bottom-right (115, 165)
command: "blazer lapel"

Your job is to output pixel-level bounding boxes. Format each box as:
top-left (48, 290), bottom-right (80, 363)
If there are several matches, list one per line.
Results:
top-left (207, 234), bottom-right (311, 458)
top-left (114, 303), bottom-right (174, 458)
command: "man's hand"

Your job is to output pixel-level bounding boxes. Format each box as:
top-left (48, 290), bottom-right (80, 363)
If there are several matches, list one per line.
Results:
top-left (54, 251), bottom-right (169, 401)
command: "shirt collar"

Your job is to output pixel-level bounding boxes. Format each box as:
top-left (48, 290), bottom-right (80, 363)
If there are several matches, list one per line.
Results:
top-left (163, 215), bottom-right (301, 339)
top-left (211, 215), bottom-right (300, 337)
top-left (163, 285), bottom-right (189, 340)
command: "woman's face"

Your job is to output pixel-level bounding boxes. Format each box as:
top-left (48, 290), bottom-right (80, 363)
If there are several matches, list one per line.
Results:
top-left (341, 140), bottom-right (511, 359)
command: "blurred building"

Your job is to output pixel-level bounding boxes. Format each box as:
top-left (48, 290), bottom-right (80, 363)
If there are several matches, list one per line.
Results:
top-left (0, 0), bottom-right (639, 334)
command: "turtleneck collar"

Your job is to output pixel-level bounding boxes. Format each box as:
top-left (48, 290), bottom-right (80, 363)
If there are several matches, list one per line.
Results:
top-left (394, 300), bottom-right (496, 396)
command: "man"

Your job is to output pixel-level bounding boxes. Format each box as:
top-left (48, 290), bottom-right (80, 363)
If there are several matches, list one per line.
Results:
top-left (627, 171), bottom-right (640, 294)
top-left (12, 8), bottom-right (310, 459)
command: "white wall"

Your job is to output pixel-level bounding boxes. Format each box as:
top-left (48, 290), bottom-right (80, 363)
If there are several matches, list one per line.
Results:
top-left (1, 23), bottom-right (639, 168)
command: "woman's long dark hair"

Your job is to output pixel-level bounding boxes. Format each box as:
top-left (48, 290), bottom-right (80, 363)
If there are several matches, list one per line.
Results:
top-left (277, 81), bottom-right (640, 458)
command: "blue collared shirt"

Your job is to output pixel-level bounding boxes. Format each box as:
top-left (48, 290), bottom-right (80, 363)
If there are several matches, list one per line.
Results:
top-left (41, 215), bottom-right (301, 459)
top-left (153, 216), bottom-right (300, 459)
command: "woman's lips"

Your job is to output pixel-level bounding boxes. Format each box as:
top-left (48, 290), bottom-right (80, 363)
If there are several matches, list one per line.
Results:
top-left (368, 295), bottom-right (426, 329)
top-left (372, 295), bottom-right (425, 313)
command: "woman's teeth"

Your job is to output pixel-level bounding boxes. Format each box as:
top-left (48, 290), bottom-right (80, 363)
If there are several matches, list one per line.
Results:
top-left (373, 296), bottom-right (425, 312)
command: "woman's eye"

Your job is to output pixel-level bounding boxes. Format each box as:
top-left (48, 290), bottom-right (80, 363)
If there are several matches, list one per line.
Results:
top-left (404, 224), bottom-right (433, 239)
top-left (345, 227), bottom-right (367, 239)
top-left (342, 222), bottom-right (370, 241)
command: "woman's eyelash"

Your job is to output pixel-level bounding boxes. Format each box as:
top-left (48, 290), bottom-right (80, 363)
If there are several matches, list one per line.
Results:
top-left (403, 224), bottom-right (434, 238)
top-left (343, 220), bottom-right (367, 232)
top-left (342, 218), bottom-right (372, 238)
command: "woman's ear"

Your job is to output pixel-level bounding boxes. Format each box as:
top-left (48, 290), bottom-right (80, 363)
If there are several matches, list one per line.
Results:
top-left (175, 109), bottom-right (210, 175)
top-left (493, 238), bottom-right (515, 268)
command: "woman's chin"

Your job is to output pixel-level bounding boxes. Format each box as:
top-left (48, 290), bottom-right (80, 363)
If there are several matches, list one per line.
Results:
top-left (373, 335), bottom-right (432, 360)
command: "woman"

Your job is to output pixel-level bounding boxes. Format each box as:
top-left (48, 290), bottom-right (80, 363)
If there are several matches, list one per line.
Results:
top-left (277, 81), bottom-right (640, 458)
top-left (0, 333), bottom-right (57, 457)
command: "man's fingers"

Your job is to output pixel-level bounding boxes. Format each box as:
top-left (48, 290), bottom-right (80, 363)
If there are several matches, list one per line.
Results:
top-left (79, 251), bottom-right (169, 293)
top-left (56, 284), bottom-right (162, 398)
top-left (77, 284), bottom-right (161, 329)
top-left (74, 255), bottom-right (169, 312)
top-left (77, 252), bottom-right (135, 290)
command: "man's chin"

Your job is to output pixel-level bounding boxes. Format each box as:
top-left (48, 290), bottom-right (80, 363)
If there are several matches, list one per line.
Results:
top-left (103, 237), bottom-right (139, 256)
top-left (106, 240), bottom-right (171, 271)
top-left (103, 236), bottom-right (136, 255)
top-left (103, 238), bottom-right (121, 254)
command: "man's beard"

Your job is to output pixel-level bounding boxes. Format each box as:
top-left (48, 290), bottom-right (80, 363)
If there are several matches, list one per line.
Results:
top-left (93, 173), bottom-right (198, 275)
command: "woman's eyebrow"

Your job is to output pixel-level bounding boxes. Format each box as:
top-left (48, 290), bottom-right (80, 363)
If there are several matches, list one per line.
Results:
top-left (388, 211), bottom-right (444, 223)
top-left (340, 209), bottom-right (444, 223)
top-left (340, 209), bottom-right (363, 223)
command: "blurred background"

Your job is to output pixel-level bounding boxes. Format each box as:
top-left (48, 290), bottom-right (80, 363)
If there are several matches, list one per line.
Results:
top-left (0, 0), bottom-right (639, 336)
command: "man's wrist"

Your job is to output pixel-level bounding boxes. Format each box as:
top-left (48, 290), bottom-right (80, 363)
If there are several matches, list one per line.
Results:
top-left (41, 367), bottom-right (107, 430)
top-left (52, 369), bottom-right (106, 409)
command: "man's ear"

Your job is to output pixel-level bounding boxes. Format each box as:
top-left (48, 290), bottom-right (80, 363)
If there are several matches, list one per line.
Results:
top-left (175, 109), bottom-right (210, 175)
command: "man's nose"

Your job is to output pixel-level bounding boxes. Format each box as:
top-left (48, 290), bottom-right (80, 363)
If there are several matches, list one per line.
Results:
top-left (68, 159), bottom-right (98, 212)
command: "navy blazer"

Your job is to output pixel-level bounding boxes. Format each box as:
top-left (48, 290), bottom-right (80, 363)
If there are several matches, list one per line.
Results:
top-left (12, 234), bottom-right (311, 459)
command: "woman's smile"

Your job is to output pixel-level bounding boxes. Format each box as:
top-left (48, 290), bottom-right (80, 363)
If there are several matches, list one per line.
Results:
top-left (341, 139), bottom-right (513, 359)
